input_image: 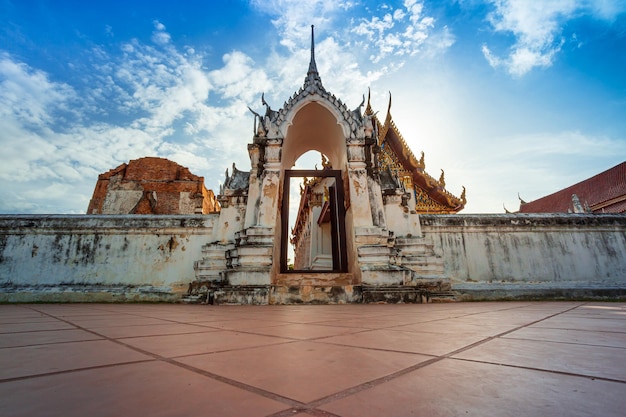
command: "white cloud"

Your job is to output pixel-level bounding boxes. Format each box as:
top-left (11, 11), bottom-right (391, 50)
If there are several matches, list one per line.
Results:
top-left (153, 21), bottom-right (166, 31)
top-left (249, 0), bottom-right (346, 50)
top-left (0, 52), bottom-right (75, 127)
top-left (208, 51), bottom-right (271, 102)
top-left (351, 0), bottom-right (449, 63)
top-left (482, 0), bottom-right (626, 76)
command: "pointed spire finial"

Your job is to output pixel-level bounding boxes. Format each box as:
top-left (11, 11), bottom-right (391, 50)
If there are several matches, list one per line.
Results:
top-left (304, 24), bottom-right (323, 90)
top-left (309, 25), bottom-right (317, 74)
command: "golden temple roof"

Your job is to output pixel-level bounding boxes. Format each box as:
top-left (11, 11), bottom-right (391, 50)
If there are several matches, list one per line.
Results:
top-left (365, 92), bottom-right (466, 214)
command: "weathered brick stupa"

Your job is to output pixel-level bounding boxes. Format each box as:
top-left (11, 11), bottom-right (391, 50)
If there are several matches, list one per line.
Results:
top-left (87, 157), bottom-right (219, 215)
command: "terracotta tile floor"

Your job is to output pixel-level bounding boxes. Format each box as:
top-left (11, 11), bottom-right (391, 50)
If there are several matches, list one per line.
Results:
top-left (0, 302), bottom-right (624, 416)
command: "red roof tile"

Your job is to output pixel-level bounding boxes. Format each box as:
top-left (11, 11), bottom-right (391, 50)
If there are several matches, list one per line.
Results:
top-left (519, 161), bottom-right (626, 213)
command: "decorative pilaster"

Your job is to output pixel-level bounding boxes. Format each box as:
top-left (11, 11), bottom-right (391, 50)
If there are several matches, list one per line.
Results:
top-left (256, 138), bottom-right (282, 227)
top-left (244, 143), bottom-right (261, 229)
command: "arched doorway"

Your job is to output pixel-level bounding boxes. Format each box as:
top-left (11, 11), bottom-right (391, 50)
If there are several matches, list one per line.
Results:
top-left (272, 101), bottom-right (355, 285)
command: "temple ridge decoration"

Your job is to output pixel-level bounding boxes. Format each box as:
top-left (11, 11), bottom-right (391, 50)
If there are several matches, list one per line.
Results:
top-left (365, 91), bottom-right (466, 214)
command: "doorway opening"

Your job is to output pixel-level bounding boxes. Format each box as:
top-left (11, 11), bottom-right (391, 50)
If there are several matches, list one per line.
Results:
top-left (280, 169), bottom-right (348, 273)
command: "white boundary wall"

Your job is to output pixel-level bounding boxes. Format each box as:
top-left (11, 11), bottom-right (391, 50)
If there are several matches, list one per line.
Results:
top-left (0, 215), bottom-right (216, 302)
top-left (421, 214), bottom-right (626, 300)
top-left (1, 213), bottom-right (625, 302)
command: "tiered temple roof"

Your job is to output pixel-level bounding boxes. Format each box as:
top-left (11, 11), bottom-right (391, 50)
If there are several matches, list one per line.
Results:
top-left (365, 94), bottom-right (466, 213)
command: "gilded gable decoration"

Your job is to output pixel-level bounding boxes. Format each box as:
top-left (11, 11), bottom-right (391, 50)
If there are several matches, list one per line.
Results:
top-left (365, 92), bottom-right (466, 214)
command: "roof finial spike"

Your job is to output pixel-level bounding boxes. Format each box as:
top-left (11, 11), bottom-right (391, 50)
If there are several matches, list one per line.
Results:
top-left (311, 25), bottom-right (315, 61)
top-left (304, 24), bottom-right (323, 90)
top-left (365, 87), bottom-right (374, 115)
top-left (384, 91), bottom-right (393, 123)
top-left (308, 25), bottom-right (318, 76)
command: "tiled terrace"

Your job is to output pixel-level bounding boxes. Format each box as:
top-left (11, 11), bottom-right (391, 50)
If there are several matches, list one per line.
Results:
top-left (0, 302), bottom-right (624, 416)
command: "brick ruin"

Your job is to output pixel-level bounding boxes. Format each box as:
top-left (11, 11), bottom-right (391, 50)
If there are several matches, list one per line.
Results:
top-left (87, 157), bottom-right (219, 215)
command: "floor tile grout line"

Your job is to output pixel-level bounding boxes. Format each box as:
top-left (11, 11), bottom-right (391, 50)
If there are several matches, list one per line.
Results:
top-left (0, 327), bottom-right (80, 335)
top-left (0, 319), bottom-right (68, 325)
top-left (499, 335), bottom-right (626, 349)
top-left (0, 336), bottom-right (106, 350)
top-left (266, 406), bottom-right (344, 417)
top-left (100, 328), bottom-right (222, 340)
top-left (305, 410), bottom-right (345, 417)
top-left (225, 326), bottom-right (375, 343)
top-left (306, 304), bottom-right (594, 361)
top-left (449, 357), bottom-right (626, 384)
top-left (0, 359), bottom-right (156, 384)
top-left (161, 339), bottom-right (300, 360)
top-left (520, 326), bottom-right (626, 334)
top-left (308, 338), bottom-right (442, 357)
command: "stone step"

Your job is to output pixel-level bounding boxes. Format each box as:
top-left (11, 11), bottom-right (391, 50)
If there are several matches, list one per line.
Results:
top-left (402, 256), bottom-right (445, 278)
top-left (399, 249), bottom-right (437, 258)
top-left (357, 245), bottom-right (400, 265)
top-left (361, 285), bottom-right (457, 304)
top-left (235, 227), bottom-right (276, 245)
top-left (402, 257), bottom-right (444, 266)
top-left (361, 287), bottom-right (428, 304)
top-left (213, 286), bottom-right (270, 305)
top-left (395, 239), bottom-right (434, 248)
top-left (395, 238), bottom-right (437, 254)
top-left (403, 265), bottom-right (445, 276)
top-left (181, 295), bottom-right (204, 304)
top-left (428, 292), bottom-right (459, 303)
top-left (226, 245), bottom-right (273, 268)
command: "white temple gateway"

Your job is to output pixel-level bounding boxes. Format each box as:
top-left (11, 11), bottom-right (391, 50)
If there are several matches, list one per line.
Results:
top-left (191, 27), bottom-right (466, 304)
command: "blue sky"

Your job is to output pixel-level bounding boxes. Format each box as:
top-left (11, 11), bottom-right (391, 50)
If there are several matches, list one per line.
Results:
top-left (1, 0), bottom-right (625, 214)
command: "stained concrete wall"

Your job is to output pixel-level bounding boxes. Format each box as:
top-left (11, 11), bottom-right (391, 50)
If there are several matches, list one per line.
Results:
top-left (0, 215), bottom-right (216, 302)
top-left (420, 214), bottom-right (626, 300)
top-left (1, 213), bottom-right (625, 303)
